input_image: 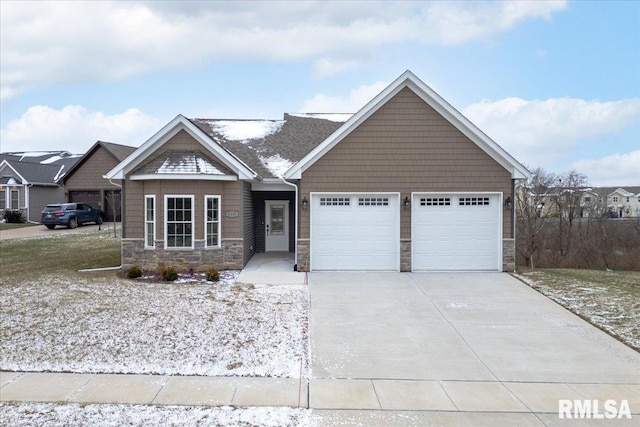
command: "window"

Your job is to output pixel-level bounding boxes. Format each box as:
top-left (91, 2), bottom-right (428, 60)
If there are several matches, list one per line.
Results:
top-left (205, 196), bottom-right (221, 248)
top-left (612, 196), bottom-right (619, 203)
top-left (358, 197), bottom-right (389, 206)
top-left (145, 195), bottom-right (155, 248)
top-left (459, 197), bottom-right (490, 206)
top-left (10, 190), bottom-right (19, 209)
top-left (0, 190), bottom-right (5, 210)
top-left (165, 196), bottom-right (193, 249)
top-left (421, 197), bottom-right (450, 206)
top-left (320, 197), bottom-right (350, 206)
top-left (626, 197), bottom-right (630, 203)
top-left (584, 196), bottom-right (592, 203)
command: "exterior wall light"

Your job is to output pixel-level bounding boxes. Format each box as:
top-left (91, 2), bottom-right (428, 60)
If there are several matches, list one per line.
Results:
top-left (302, 197), bottom-right (309, 210)
top-left (403, 196), bottom-right (411, 208)
top-left (504, 196), bottom-right (513, 208)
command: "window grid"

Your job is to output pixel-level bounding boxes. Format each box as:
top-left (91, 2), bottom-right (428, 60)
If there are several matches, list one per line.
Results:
top-left (165, 196), bottom-right (193, 249)
top-left (145, 195), bottom-right (155, 248)
top-left (421, 197), bottom-right (451, 206)
top-left (358, 197), bottom-right (389, 206)
top-left (205, 196), bottom-right (220, 248)
top-left (459, 197), bottom-right (490, 206)
top-left (320, 197), bottom-right (350, 206)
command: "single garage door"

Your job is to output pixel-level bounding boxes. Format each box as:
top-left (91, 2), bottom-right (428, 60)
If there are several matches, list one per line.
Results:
top-left (412, 193), bottom-right (501, 271)
top-left (311, 193), bottom-right (399, 271)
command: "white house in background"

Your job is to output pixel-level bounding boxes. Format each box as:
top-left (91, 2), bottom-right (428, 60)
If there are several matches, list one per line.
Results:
top-left (607, 188), bottom-right (640, 218)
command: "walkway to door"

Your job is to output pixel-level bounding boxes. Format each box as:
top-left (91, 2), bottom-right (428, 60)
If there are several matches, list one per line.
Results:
top-left (236, 252), bottom-right (306, 285)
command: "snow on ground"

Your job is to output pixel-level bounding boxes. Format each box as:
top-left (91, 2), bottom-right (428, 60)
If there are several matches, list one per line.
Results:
top-left (259, 154), bottom-right (293, 178)
top-left (1, 271), bottom-right (309, 377)
top-left (0, 403), bottom-right (311, 427)
top-left (209, 120), bottom-right (284, 142)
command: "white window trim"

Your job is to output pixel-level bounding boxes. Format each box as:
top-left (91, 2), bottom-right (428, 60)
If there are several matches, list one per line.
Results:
top-left (145, 195), bottom-right (156, 249)
top-left (204, 195), bottom-right (222, 248)
top-left (164, 195), bottom-right (195, 250)
top-left (10, 189), bottom-right (19, 209)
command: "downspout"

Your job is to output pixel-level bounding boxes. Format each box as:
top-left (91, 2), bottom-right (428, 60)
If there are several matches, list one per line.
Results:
top-left (109, 178), bottom-right (123, 238)
top-left (280, 176), bottom-right (299, 270)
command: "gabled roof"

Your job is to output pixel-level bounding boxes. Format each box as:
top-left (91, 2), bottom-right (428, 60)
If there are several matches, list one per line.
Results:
top-left (608, 188), bottom-right (635, 197)
top-left (285, 70), bottom-right (531, 180)
top-left (0, 159), bottom-right (64, 186)
top-left (105, 115), bottom-right (259, 181)
top-left (590, 187), bottom-right (640, 198)
top-left (60, 141), bottom-right (136, 184)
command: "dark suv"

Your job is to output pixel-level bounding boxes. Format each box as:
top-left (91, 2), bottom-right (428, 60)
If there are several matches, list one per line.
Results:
top-left (41, 203), bottom-right (102, 229)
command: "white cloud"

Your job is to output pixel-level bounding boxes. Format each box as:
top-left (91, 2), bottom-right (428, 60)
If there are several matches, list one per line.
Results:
top-left (0, 1), bottom-right (567, 99)
top-left (300, 81), bottom-right (390, 113)
top-left (0, 105), bottom-right (161, 153)
top-left (462, 97), bottom-right (640, 166)
top-left (572, 151), bottom-right (640, 187)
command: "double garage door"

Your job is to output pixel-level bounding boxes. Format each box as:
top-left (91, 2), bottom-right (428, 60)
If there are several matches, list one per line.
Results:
top-left (310, 193), bottom-right (501, 271)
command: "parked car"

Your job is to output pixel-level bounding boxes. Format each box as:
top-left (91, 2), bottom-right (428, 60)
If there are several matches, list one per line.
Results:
top-left (41, 203), bottom-right (102, 229)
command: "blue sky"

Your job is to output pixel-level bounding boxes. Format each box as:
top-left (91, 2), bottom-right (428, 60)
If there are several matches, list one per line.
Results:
top-left (1, 0), bottom-right (638, 186)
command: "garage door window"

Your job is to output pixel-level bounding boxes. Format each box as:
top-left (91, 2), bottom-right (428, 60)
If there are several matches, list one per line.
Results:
top-left (320, 197), bottom-right (350, 206)
top-left (420, 197), bottom-right (451, 206)
top-left (358, 197), bottom-right (389, 206)
top-left (459, 197), bottom-right (490, 206)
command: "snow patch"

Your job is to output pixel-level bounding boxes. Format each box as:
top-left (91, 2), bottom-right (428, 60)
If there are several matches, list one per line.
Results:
top-left (259, 154), bottom-right (293, 178)
top-left (40, 155), bottom-right (64, 164)
top-left (209, 120), bottom-right (283, 142)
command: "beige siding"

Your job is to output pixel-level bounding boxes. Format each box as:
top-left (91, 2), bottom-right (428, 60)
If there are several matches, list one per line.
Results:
top-left (299, 87), bottom-right (512, 239)
top-left (65, 146), bottom-right (121, 190)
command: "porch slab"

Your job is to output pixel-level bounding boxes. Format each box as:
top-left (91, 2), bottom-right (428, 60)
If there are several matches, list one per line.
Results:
top-left (237, 252), bottom-right (306, 285)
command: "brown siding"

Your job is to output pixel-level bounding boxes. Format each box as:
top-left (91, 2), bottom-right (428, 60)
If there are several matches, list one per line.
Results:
top-left (242, 181), bottom-right (255, 265)
top-left (65, 146), bottom-right (121, 190)
top-left (299, 87), bottom-right (513, 239)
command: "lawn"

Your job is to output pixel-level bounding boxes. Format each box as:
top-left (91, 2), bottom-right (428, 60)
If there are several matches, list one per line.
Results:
top-left (0, 233), bottom-right (309, 378)
top-left (0, 222), bottom-right (39, 230)
top-left (515, 268), bottom-right (640, 351)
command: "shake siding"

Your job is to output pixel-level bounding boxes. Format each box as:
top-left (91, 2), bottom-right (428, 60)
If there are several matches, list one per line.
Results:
top-left (299, 87), bottom-right (512, 239)
top-left (65, 147), bottom-right (121, 190)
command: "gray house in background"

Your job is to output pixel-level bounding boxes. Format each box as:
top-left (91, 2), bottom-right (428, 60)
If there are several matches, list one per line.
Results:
top-left (60, 141), bottom-right (136, 221)
top-left (0, 155), bottom-right (76, 222)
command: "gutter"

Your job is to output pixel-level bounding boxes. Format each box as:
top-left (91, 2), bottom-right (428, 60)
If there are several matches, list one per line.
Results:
top-left (280, 176), bottom-right (299, 270)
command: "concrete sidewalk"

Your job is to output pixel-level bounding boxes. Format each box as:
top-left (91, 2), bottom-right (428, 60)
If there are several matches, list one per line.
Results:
top-left (237, 252), bottom-right (306, 285)
top-left (2, 371), bottom-right (639, 417)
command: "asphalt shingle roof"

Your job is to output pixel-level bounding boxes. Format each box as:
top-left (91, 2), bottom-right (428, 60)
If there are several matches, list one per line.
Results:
top-left (134, 151), bottom-right (234, 176)
top-left (2, 160), bottom-right (64, 185)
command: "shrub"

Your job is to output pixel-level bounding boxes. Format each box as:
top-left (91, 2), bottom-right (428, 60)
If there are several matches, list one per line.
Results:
top-left (206, 268), bottom-right (220, 282)
top-left (3, 209), bottom-right (24, 223)
top-left (162, 266), bottom-right (178, 281)
top-left (126, 266), bottom-right (142, 279)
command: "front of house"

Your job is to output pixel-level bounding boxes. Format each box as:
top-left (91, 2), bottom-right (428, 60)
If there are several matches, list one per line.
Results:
top-left (106, 71), bottom-right (530, 273)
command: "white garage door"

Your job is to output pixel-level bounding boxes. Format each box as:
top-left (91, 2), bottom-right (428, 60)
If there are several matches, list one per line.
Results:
top-left (311, 193), bottom-right (399, 271)
top-left (412, 193), bottom-right (501, 271)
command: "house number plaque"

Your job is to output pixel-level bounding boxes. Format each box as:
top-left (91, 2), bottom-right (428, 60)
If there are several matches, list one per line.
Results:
top-left (225, 210), bottom-right (239, 218)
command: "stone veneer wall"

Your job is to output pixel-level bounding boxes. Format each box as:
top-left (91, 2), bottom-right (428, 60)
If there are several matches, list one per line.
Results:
top-left (400, 240), bottom-right (411, 272)
top-left (502, 238), bottom-right (515, 272)
top-left (122, 238), bottom-right (244, 272)
top-left (296, 239), bottom-right (310, 272)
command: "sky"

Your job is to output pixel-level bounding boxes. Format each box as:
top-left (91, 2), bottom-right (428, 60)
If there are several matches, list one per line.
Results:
top-left (1, 0), bottom-right (638, 186)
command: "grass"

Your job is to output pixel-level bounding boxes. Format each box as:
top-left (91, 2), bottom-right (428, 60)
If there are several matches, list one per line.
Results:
top-left (516, 268), bottom-right (640, 351)
top-left (0, 222), bottom-right (39, 230)
top-left (0, 231), bottom-right (121, 280)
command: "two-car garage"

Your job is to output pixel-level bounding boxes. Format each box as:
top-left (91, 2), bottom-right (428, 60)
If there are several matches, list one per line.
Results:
top-left (309, 192), bottom-right (501, 272)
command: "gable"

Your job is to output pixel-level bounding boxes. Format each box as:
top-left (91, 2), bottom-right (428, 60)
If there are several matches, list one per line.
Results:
top-left (286, 70), bottom-right (530, 181)
top-left (64, 144), bottom-right (123, 187)
top-left (303, 87), bottom-right (511, 188)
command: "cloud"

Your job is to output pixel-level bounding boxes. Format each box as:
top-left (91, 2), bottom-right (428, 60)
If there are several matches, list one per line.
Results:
top-left (0, 1), bottom-right (567, 99)
top-left (0, 105), bottom-right (161, 153)
top-left (300, 81), bottom-right (390, 113)
top-left (462, 97), bottom-right (640, 166)
top-left (572, 151), bottom-right (640, 187)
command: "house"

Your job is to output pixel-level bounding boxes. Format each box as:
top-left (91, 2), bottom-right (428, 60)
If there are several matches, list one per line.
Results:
top-left (60, 141), bottom-right (137, 221)
top-left (106, 71), bottom-right (531, 272)
top-left (605, 187), bottom-right (640, 218)
top-left (0, 151), bottom-right (81, 222)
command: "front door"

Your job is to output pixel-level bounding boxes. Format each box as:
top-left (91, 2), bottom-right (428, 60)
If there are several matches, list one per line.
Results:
top-left (265, 200), bottom-right (289, 251)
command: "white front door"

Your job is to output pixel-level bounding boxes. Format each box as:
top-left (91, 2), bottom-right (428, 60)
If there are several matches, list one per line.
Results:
top-left (265, 200), bottom-right (289, 251)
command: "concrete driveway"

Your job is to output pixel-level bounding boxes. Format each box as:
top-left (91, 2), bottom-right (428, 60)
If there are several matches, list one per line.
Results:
top-left (309, 272), bottom-right (640, 421)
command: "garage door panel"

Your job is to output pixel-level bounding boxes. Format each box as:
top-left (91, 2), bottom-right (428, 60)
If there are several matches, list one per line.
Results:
top-left (311, 194), bottom-right (399, 271)
top-left (413, 193), bottom-right (500, 271)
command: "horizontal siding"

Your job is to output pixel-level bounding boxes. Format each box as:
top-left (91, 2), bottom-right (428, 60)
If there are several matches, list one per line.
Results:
top-left (300, 87), bottom-right (512, 239)
top-left (124, 179), bottom-right (242, 240)
top-left (65, 146), bottom-right (121, 190)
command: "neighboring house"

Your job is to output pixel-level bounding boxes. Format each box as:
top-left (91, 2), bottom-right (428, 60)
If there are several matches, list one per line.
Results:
top-left (0, 159), bottom-right (69, 222)
top-left (60, 141), bottom-right (137, 221)
top-left (106, 71), bottom-right (531, 273)
top-left (605, 187), bottom-right (640, 218)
